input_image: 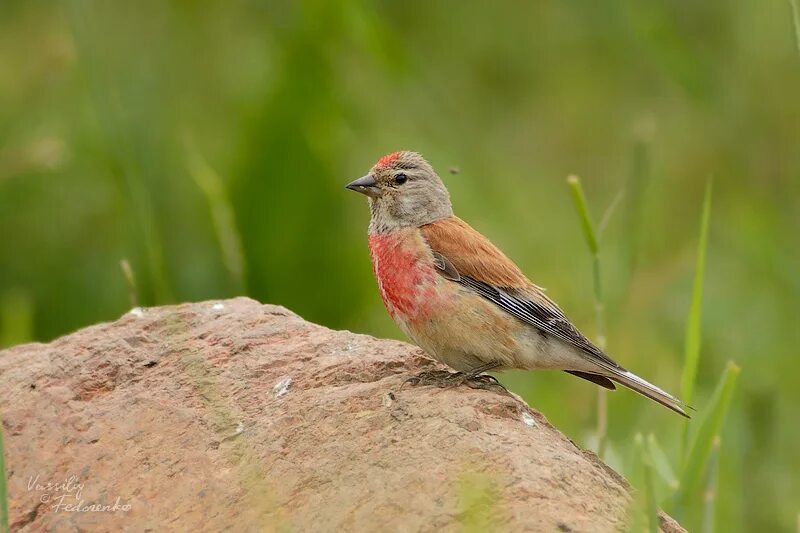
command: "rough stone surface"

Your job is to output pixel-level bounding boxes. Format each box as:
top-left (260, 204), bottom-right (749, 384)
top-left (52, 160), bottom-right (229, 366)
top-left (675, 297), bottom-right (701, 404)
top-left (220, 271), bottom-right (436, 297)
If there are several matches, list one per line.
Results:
top-left (0, 298), bottom-right (684, 532)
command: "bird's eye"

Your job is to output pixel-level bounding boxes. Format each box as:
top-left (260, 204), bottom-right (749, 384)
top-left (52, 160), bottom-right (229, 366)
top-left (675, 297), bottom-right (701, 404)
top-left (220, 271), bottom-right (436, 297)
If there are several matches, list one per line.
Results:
top-left (394, 173), bottom-right (408, 185)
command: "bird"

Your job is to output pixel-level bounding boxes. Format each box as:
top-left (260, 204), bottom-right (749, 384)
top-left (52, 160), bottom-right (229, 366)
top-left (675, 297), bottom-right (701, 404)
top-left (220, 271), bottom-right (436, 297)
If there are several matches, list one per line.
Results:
top-left (346, 151), bottom-right (689, 417)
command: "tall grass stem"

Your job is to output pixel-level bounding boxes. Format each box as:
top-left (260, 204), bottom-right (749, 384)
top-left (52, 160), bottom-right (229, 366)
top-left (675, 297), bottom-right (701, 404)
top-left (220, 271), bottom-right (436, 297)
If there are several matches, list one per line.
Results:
top-left (567, 175), bottom-right (608, 458)
top-left (567, 176), bottom-right (598, 254)
top-left (647, 433), bottom-right (679, 491)
top-left (790, 0), bottom-right (800, 58)
top-left (185, 140), bottom-right (247, 292)
top-left (120, 259), bottom-right (139, 309)
top-left (702, 436), bottom-right (721, 533)
top-left (635, 433), bottom-right (660, 533)
top-left (598, 189), bottom-right (625, 238)
top-left (681, 180), bottom-right (713, 458)
top-left (0, 290), bottom-right (33, 349)
top-left (676, 361), bottom-right (739, 512)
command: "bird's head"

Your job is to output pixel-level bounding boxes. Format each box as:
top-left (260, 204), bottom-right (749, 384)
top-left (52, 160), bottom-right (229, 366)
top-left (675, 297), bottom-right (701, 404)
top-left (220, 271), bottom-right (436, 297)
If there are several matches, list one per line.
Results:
top-left (346, 151), bottom-right (453, 233)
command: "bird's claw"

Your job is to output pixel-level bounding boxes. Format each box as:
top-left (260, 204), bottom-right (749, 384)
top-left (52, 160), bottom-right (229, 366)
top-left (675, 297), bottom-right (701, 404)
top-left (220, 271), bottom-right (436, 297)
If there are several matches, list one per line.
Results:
top-left (464, 373), bottom-right (502, 388)
top-left (463, 373), bottom-right (507, 393)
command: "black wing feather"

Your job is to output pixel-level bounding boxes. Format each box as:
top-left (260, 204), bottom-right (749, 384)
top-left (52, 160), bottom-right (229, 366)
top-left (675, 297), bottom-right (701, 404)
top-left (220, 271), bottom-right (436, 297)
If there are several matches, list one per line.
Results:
top-left (457, 275), bottom-right (621, 369)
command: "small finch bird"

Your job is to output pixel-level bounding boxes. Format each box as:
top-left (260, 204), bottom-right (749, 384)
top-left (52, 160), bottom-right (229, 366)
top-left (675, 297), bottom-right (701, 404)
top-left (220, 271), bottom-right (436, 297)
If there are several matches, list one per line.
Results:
top-left (347, 151), bottom-right (688, 417)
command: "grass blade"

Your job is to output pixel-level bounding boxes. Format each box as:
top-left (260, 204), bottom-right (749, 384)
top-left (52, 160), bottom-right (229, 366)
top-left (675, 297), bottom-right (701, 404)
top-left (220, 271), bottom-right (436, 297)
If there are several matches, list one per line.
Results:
top-left (680, 179), bottom-right (713, 407)
top-left (790, 0), bottom-right (800, 59)
top-left (598, 188), bottom-right (625, 238)
top-left (634, 434), bottom-right (660, 533)
top-left (702, 437), bottom-right (721, 533)
top-left (120, 259), bottom-right (139, 309)
top-left (567, 175), bottom-right (608, 458)
top-left (185, 141), bottom-right (247, 292)
top-left (679, 177), bottom-right (714, 472)
top-left (0, 290), bottom-right (33, 349)
top-left (647, 433), bottom-right (679, 492)
top-left (676, 361), bottom-right (740, 510)
top-left (567, 175), bottom-right (599, 254)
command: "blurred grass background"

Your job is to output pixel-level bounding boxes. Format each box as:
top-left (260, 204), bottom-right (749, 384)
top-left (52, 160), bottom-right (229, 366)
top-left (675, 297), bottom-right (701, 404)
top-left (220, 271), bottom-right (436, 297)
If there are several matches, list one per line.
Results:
top-left (1, 0), bottom-right (798, 530)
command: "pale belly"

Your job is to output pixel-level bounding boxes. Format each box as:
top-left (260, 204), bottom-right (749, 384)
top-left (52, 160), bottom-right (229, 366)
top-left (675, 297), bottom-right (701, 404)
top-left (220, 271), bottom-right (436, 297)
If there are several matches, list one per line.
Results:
top-left (392, 286), bottom-right (523, 372)
top-left (393, 285), bottom-right (597, 374)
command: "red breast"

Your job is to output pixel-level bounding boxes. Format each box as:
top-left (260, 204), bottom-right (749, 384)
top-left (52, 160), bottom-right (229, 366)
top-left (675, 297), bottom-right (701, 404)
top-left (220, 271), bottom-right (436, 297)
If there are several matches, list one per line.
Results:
top-left (368, 231), bottom-right (439, 321)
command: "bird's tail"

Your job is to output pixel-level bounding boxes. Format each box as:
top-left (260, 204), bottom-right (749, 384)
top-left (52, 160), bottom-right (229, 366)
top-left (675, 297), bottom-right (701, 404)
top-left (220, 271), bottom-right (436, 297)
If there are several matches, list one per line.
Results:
top-left (604, 367), bottom-right (690, 418)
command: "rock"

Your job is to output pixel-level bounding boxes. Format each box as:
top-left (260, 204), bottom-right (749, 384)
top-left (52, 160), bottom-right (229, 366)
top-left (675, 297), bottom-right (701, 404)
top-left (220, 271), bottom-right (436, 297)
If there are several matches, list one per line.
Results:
top-left (0, 298), bottom-right (684, 532)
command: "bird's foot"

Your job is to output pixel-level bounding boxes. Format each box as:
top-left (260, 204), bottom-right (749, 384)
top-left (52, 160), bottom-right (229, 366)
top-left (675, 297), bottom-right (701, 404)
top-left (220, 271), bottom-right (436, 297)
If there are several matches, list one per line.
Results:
top-left (403, 369), bottom-right (457, 388)
top-left (403, 368), bottom-right (507, 393)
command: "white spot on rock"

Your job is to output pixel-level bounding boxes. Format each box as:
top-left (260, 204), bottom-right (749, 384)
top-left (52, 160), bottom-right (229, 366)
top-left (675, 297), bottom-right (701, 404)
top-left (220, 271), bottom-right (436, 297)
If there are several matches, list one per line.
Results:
top-left (129, 307), bottom-right (144, 318)
top-left (383, 392), bottom-right (395, 408)
top-left (522, 411), bottom-right (536, 427)
top-left (234, 421), bottom-right (244, 435)
top-left (273, 377), bottom-right (292, 398)
top-left (212, 302), bottom-right (225, 311)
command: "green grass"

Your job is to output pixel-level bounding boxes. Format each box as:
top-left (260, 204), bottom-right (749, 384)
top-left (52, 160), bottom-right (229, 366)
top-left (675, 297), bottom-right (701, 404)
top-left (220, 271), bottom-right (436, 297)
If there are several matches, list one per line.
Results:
top-left (702, 437), bottom-right (721, 533)
top-left (681, 180), bottom-right (713, 411)
top-left (612, 178), bottom-right (738, 530)
top-left (185, 140), bottom-right (247, 293)
top-left (790, 0), bottom-right (800, 59)
top-left (676, 362), bottom-right (740, 514)
top-left (647, 433), bottom-right (678, 492)
top-left (567, 176), bottom-right (600, 257)
top-left (665, 179), bottom-right (740, 530)
top-left (119, 259), bottom-right (139, 309)
top-left (566, 175), bottom-right (740, 532)
top-left (633, 433), bottom-right (660, 533)
top-left (659, 183), bottom-right (735, 530)
top-left (0, 290), bottom-right (33, 349)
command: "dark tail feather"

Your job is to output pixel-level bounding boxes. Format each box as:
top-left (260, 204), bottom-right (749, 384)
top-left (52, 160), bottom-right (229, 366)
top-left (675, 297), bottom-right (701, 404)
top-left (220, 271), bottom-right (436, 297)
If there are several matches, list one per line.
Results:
top-left (566, 370), bottom-right (616, 390)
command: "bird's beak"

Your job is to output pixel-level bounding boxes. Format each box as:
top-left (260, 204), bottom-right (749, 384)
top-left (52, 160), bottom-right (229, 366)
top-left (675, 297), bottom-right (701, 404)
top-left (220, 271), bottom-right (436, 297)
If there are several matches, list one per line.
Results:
top-left (345, 174), bottom-right (382, 198)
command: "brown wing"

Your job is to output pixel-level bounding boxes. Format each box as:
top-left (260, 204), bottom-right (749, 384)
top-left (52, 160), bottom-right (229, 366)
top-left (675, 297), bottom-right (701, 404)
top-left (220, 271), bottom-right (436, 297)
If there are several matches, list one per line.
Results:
top-left (420, 216), bottom-right (530, 288)
top-left (421, 216), bottom-right (620, 368)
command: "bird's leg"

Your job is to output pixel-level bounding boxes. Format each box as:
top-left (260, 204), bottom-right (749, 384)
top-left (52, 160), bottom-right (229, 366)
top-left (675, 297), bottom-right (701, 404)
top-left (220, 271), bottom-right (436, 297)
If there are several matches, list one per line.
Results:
top-left (403, 361), bottom-right (506, 392)
top-left (464, 361), bottom-right (501, 379)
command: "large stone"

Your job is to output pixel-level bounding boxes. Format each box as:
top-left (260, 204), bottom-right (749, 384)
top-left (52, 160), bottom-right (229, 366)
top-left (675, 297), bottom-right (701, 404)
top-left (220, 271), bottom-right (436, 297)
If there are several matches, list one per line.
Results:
top-left (0, 298), bottom-right (683, 532)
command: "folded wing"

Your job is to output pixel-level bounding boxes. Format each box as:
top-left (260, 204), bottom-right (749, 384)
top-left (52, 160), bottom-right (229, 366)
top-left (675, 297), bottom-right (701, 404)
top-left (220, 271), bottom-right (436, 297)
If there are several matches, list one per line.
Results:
top-left (421, 216), bottom-right (689, 417)
top-left (421, 216), bottom-right (615, 366)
